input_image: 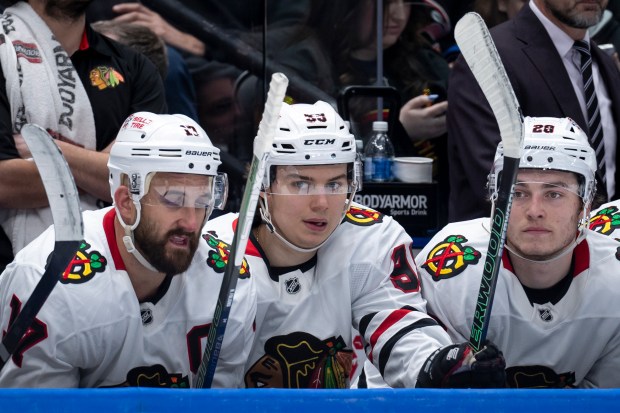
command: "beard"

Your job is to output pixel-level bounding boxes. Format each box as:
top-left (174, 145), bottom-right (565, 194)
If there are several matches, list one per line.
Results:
top-left (44, 0), bottom-right (93, 20)
top-left (545, 0), bottom-right (605, 29)
top-left (133, 219), bottom-right (200, 275)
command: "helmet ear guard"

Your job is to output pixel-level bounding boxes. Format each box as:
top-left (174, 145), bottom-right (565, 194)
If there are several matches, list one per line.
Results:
top-left (213, 173), bottom-right (228, 210)
top-left (352, 153), bottom-right (363, 193)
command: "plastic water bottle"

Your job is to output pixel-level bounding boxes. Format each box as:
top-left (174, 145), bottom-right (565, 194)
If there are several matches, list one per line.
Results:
top-left (364, 121), bottom-right (394, 182)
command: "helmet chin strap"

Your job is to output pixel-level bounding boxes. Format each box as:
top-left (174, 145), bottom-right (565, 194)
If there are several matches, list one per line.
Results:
top-left (116, 200), bottom-right (159, 273)
top-left (258, 194), bottom-right (353, 254)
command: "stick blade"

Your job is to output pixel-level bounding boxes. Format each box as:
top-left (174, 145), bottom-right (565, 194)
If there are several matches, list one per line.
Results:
top-left (21, 124), bottom-right (83, 242)
top-left (253, 72), bottom-right (289, 156)
top-left (455, 12), bottom-right (523, 159)
top-left (0, 124), bottom-right (83, 370)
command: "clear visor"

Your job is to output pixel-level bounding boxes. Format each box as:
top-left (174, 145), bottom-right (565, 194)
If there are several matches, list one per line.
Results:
top-left (513, 181), bottom-right (583, 201)
top-left (141, 173), bottom-right (227, 209)
top-left (264, 164), bottom-right (356, 196)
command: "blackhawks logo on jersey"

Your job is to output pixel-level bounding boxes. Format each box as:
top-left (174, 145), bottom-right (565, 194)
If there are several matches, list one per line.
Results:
top-left (589, 206), bottom-right (620, 237)
top-left (505, 365), bottom-right (575, 388)
top-left (58, 241), bottom-right (107, 284)
top-left (105, 364), bottom-right (190, 388)
top-left (344, 205), bottom-right (383, 226)
top-left (245, 332), bottom-right (352, 389)
top-left (202, 232), bottom-right (250, 278)
top-left (422, 235), bottom-right (481, 280)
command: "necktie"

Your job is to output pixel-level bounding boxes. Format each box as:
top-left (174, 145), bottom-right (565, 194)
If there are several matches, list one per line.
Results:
top-left (574, 40), bottom-right (606, 187)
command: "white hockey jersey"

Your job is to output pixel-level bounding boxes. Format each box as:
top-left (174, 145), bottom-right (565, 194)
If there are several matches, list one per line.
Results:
top-left (203, 203), bottom-right (451, 388)
top-left (415, 218), bottom-right (620, 388)
top-left (0, 208), bottom-right (256, 388)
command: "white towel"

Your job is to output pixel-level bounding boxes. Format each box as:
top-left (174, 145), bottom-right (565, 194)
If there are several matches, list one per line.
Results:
top-left (0, 2), bottom-right (97, 254)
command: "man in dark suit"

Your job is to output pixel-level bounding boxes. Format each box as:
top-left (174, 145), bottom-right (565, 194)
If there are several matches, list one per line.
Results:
top-left (447, 0), bottom-right (620, 221)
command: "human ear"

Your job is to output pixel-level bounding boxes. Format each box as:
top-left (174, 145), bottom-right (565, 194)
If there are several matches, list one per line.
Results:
top-left (114, 186), bottom-right (137, 226)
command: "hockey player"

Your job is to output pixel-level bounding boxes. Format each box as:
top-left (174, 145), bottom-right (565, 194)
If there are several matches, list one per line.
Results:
top-left (414, 117), bottom-right (620, 388)
top-left (203, 100), bottom-right (506, 388)
top-left (0, 112), bottom-right (256, 387)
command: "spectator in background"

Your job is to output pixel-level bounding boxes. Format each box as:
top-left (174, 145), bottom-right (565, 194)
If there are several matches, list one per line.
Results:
top-left (192, 62), bottom-right (242, 157)
top-left (109, 2), bottom-right (206, 56)
top-left (474, 0), bottom-right (527, 27)
top-left (447, 0), bottom-right (620, 222)
top-left (0, 0), bottom-right (166, 270)
top-left (328, 0), bottom-right (451, 224)
top-left (87, 0), bottom-right (199, 120)
top-left (91, 20), bottom-right (168, 80)
top-left (96, 1), bottom-right (330, 215)
top-left (333, 0), bottom-right (450, 150)
top-left (589, 1), bottom-right (620, 69)
top-left (191, 61), bottom-right (246, 213)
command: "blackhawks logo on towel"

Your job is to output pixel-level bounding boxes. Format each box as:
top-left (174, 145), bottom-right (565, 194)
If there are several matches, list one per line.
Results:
top-left (422, 235), bottom-right (481, 280)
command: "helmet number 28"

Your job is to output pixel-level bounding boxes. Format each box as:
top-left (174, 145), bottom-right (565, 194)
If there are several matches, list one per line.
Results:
top-left (532, 124), bottom-right (555, 133)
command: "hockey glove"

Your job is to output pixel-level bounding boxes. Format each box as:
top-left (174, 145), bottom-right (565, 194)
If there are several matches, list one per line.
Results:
top-left (416, 340), bottom-right (506, 388)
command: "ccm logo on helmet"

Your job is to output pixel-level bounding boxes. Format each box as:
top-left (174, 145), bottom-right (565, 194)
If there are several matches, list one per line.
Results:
top-left (524, 145), bottom-right (556, 150)
top-left (304, 139), bottom-right (335, 145)
top-left (185, 150), bottom-right (213, 156)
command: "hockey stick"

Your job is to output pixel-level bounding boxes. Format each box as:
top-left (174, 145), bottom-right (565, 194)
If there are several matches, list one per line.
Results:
top-left (454, 13), bottom-right (523, 352)
top-left (194, 72), bottom-right (288, 388)
top-left (0, 124), bottom-right (83, 370)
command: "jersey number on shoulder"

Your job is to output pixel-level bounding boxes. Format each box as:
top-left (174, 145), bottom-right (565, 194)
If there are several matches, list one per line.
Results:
top-left (2, 295), bottom-right (48, 367)
top-left (390, 244), bottom-right (420, 293)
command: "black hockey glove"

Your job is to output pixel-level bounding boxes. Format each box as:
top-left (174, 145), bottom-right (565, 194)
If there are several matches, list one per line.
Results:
top-left (416, 341), bottom-right (506, 388)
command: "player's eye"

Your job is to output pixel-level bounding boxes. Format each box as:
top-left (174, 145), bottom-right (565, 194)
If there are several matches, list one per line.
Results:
top-left (159, 191), bottom-right (184, 208)
top-left (292, 181), bottom-right (311, 194)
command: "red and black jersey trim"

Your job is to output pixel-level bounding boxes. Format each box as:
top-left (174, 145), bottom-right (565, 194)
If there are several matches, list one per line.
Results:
top-left (359, 305), bottom-right (436, 374)
top-left (359, 305), bottom-right (424, 337)
top-left (377, 318), bottom-right (438, 377)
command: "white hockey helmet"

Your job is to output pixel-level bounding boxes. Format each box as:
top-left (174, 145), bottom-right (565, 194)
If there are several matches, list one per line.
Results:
top-left (108, 112), bottom-right (228, 272)
top-left (266, 100), bottom-right (361, 187)
top-left (259, 101), bottom-right (361, 253)
top-left (269, 100), bottom-right (356, 165)
top-left (108, 111), bottom-right (227, 209)
top-left (489, 116), bottom-right (597, 206)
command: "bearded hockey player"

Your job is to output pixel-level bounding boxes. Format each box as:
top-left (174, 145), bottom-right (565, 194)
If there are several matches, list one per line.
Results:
top-left (0, 112), bottom-right (255, 387)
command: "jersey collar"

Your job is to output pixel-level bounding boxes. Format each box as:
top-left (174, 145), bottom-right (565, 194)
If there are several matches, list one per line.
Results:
top-left (502, 238), bottom-right (590, 277)
top-left (79, 28), bottom-right (89, 51)
top-left (103, 208), bottom-right (127, 271)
